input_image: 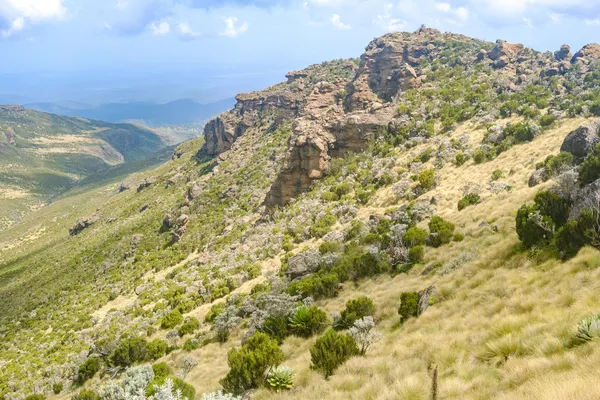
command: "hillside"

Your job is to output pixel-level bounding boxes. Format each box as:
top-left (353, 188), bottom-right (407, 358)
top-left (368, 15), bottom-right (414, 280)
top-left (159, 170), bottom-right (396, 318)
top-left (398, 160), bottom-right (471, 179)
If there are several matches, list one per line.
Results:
top-left (0, 107), bottom-right (166, 229)
top-left (3, 27), bottom-right (600, 400)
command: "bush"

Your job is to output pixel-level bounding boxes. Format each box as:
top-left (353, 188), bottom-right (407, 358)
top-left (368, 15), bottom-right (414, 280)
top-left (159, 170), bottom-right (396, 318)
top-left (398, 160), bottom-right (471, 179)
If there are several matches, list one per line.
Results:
top-left (152, 362), bottom-right (171, 378)
top-left (515, 204), bottom-right (553, 248)
top-left (453, 232), bottom-right (465, 242)
top-left (259, 315), bottom-right (290, 344)
top-left (288, 271), bottom-right (340, 299)
top-left (52, 383), bottom-right (63, 395)
top-left (353, 251), bottom-right (391, 278)
top-left (356, 187), bottom-right (376, 204)
top-left (544, 152), bottom-right (573, 177)
top-left (71, 391), bottom-right (100, 400)
top-left (205, 303), bottom-right (226, 324)
top-left (455, 152), bottom-right (467, 166)
top-left (534, 190), bottom-right (570, 227)
top-left (147, 339), bottom-right (168, 360)
top-left (491, 169), bottom-right (504, 181)
top-left (221, 332), bottom-right (285, 395)
top-left (473, 149), bottom-right (486, 164)
top-left (408, 245), bottom-right (425, 263)
top-left (183, 339), bottom-right (199, 352)
top-left (309, 213), bottom-right (337, 238)
top-left (575, 314), bottom-right (600, 343)
top-left (161, 309), bottom-right (183, 329)
top-left (418, 169), bottom-right (436, 191)
top-left (428, 216), bottom-right (455, 248)
top-left (555, 209), bottom-right (598, 259)
top-left (288, 306), bottom-right (328, 338)
top-left (334, 182), bottom-right (353, 198)
top-left (337, 297), bottom-right (376, 330)
top-left (458, 193), bottom-right (480, 211)
top-left (505, 121), bottom-right (539, 143)
top-left (540, 114), bottom-right (555, 128)
top-left (178, 317), bottom-right (200, 337)
top-left (321, 191), bottom-right (339, 202)
top-left (319, 241), bottom-right (342, 254)
top-left (403, 227), bottom-right (428, 246)
top-left (25, 396), bottom-right (45, 400)
top-left (398, 292), bottom-right (419, 323)
top-left (77, 357), bottom-right (100, 384)
top-left (266, 365), bottom-right (294, 392)
top-left (110, 337), bottom-right (148, 367)
top-left (579, 144), bottom-right (600, 186)
top-left (146, 376), bottom-right (195, 400)
top-left (310, 329), bottom-right (359, 378)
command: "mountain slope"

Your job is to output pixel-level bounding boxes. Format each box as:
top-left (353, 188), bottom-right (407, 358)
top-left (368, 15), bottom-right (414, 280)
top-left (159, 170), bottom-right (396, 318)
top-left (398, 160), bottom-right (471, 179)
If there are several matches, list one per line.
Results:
top-left (3, 27), bottom-right (600, 400)
top-left (0, 106), bottom-right (165, 229)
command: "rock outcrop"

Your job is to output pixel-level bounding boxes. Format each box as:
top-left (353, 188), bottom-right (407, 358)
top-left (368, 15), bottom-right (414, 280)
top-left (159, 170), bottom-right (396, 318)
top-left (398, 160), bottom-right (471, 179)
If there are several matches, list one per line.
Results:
top-left (560, 123), bottom-right (600, 160)
top-left (555, 44), bottom-right (572, 61)
top-left (69, 215), bottom-right (99, 236)
top-left (572, 43), bottom-right (600, 64)
top-left (286, 249), bottom-right (322, 280)
top-left (488, 40), bottom-right (525, 69)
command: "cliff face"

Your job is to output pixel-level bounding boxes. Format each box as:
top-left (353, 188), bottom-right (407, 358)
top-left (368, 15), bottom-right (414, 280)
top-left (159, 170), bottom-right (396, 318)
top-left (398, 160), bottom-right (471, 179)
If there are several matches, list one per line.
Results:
top-left (201, 26), bottom-right (600, 207)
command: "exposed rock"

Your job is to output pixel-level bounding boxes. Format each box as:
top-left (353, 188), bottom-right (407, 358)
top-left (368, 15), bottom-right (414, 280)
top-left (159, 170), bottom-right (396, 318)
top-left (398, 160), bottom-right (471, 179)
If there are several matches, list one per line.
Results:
top-left (118, 182), bottom-right (130, 193)
top-left (560, 123), bottom-right (600, 160)
top-left (4, 127), bottom-right (15, 145)
top-left (137, 177), bottom-right (156, 192)
top-left (477, 49), bottom-right (487, 61)
top-left (285, 70), bottom-right (309, 83)
top-left (417, 285), bottom-right (436, 316)
top-left (528, 168), bottom-right (548, 187)
top-left (0, 105), bottom-right (25, 112)
top-left (201, 115), bottom-right (243, 156)
top-left (488, 40), bottom-right (524, 68)
top-left (572, 43), bottom-right (600, 64)
top-left (139, 204), bottom-right (149, 212)
top-left (555, 44), bottom-right (572, 61)
top-left (286, 250), bottom-right (322, 280)
top-left (322, 230), bottom-right (345, 242)
top-left (167, 173), bottom-right (183, 186)
top-left (170, 214), bottom-right (189, 243)
top-left (69, 215), bottom-right (99, 236)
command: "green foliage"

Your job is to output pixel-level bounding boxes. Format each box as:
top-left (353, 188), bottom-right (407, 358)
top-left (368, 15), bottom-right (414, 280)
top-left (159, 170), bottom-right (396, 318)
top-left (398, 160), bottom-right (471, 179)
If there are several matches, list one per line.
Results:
top-left (491, 169), bottom-right (504, 181)
top-left (543, 152), bottom-right (573, 177)
top-left (288, 306), bottom-right (328, 338)
top-left (428, 216), bottom-right (455, 248)
top-left (147, 339), bottom-right (168, 360)
top-left (540, 114), bottom-right (555, 128)
top-left (152, 362), bottom-right (171, 378)
top-left (71, 391), bottom-right (100, 400)
top-left (455, 152), bottom-right (467, 166)
top-left (178, 317), bottom-right (200, 337)
top-left (473, 149), bottom-right (486, 164)
top-left (205, 303), bottom-right (226, 324)
top-left (504, 121), bottom-right (539, 143)
top-left (146, 376), bottom-right (196, 400)
top-left (321, 191), bottom-right (339, 202)
top-left (109, 337), bottom-right (148, 367)
top-left (575, 314), bottom-right (600, 343)
top-left (310, 329), bottom-right (359, 378)
top-left (334, 182), bottom-right (353, 198)
top-left (458, 193), bottom-right (480, 211)
top-left (319, 241), bottom-right (343, 254)
top-left (398, 292), bottom-right (419, 323)
top-left (161, 309), bottom-right (183, 329)
top-left (579, 144), bottom-right (600, 186)
top-left (515, 204), bottom-right (553, 249)
top-left (337, 297), bottom-right (376, 330)
top-left (534, 190), bottom-right (570, 227)
top-left (288, 271), bottom-right (340, 299)
top-left (266, 365), bottom-right (294, 392)
top-left (25, 395), bottom-right (45, 400)
top-left (408, 245), bottom-right (425, 264)
top-left (418, 169), bottom-right (436, 191)
top-left (309, 213), bottom-right (337, 238)
top-left (52, 383), bottom-right (63, 395)
top-left (221, 332), bottom-right (285, 395)
top-left (77, 357), bottom-right (101, 384)
top-left (555, 210), bottom-right (599, 259)
top-left (259, 315), bottom-right (290, 344)
top-left (353, 251), bottom-right (391, 279)
top-left (403, 227), bottom-right (428, 246)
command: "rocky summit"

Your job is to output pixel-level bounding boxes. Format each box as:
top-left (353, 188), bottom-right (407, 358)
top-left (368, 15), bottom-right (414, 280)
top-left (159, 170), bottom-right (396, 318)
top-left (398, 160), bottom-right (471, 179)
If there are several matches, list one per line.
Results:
top-left (5, 26), bottom-right (600, 400)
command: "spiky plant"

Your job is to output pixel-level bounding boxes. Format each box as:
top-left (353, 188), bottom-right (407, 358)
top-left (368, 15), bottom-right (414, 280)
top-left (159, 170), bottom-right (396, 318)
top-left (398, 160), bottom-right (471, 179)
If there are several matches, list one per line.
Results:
top-left (266, 365), bottom-right (295, 392)
top-left (576, 314), bottom-right (600, 343)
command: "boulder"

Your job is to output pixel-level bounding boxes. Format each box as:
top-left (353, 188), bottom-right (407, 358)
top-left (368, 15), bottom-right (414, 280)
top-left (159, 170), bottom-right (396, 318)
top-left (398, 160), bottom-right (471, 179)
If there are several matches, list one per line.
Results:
top-left (286, 250), bottom-right (322, 280)
top-left (477, 49), bottom-right (487, 61)
top-left (137, 177), bottom-right (156, 192)
top-left (572, 43), bottom-right (600, 64)
top-left (488, 40), bottom-right (524, 62)
top-left (118, 182), bottom-right (130, 192)
top-left (529, 168), bottom-right (548, 187)
top-left (554, 44), bottom-right (572, 61)
top-left (417, 285), bottom-right (436, 316)
top-left (69, 215), bottom-right (100, 236)
top-left (560, 123), bottom-right (600, 160)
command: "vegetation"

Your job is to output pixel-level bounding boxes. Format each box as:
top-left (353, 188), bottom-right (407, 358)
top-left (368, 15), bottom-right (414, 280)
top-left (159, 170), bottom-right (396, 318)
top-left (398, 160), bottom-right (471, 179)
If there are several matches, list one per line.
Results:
top-left (310, 329), bottom-right (359, 378)
top-left (398, 292), bottom-right (419, 323)
top-left (336, 296), bottom-right (376, 330)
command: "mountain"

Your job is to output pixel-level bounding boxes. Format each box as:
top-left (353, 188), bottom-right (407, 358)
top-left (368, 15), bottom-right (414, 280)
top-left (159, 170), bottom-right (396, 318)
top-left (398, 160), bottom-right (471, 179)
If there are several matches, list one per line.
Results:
top-left (4, 27), bottom-right (600, 400)
top-left (27, 98), bottom-right (235, 127)
top-left (0, 106), bottom-right (165, 229)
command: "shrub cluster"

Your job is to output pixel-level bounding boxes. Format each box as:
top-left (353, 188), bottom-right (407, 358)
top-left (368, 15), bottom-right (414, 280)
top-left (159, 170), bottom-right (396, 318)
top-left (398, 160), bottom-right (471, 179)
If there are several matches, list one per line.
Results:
top-left (458, 193), bottom-right (480, 211)
top-left (428, 216), bottom-right (455, 248)
top-left (398, 292), bottom-right (419, 323)
top-left (310, 329), bottom-right (359, 378)
top-left (335, 297), bottom-right (376, 330)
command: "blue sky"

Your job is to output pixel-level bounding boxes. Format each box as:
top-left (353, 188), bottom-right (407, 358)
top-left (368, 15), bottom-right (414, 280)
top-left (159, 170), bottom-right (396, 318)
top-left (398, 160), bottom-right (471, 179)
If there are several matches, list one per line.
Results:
top-left (1, 0), bottom-right (600, 104)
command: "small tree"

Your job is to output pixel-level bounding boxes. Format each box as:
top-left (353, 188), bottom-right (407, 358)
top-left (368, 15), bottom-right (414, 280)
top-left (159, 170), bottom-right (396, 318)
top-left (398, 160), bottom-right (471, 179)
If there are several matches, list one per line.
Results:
top-left (161, 309), bottom-right (184, 329)
top-left (310, 329), bottom-right (359, 378)
top-left (349, 316), bottom-right (382, 355)
top-left (220, 332), bottom-right (284, 395)
top-left (336, 296), bottom-right (376, 330)
top-left (147, 339), bottom-right (168, 360)
top-left (428, 216), bottom-right (455, 248)
top-left (77, 357), bottom-right (101, 384)
top-left (288, 305), bottom-right (328, 338)
top-left (398, 292), bottom-right (419, 323)
top-left (110, 337), bottom-right (148, 367)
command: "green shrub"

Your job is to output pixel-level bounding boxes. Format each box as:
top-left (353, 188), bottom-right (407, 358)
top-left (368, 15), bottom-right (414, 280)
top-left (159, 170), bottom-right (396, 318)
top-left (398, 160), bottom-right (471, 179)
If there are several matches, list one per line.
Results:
top-left (534, 190), bottom-right (570, 227)
top-left (337, 297), bottom-right (376, 330)
top-left (147, 339), bottom-right (167, 360)
top-left (575, 314), bottom-right (600, 343)
top-left (182, 339), bottom-right (199, 352)
top-left (266, 365), bottom-right (294, 392)
top-left (453, 232), bottom-right (465, 242)
top-left (473, 149), bottom-right (486, 164)
top-left (288, 271), bottom-right (340, 299)
top-left (491, 169), bottom-right (504, 181)
top-left (455, 152), bottom-right (467, 166)
top-left (403, 227), bottom-right (428, 246)
top-left (310, 329), bottom-right (359, 378)
top-left (25, 395), bottom-right (45, 400)
top-left (505, 121), bottom-right (539, 143)
top-left (289, 306), bottom-right (328, 338)
top-left (334, 182), bottom-right (353, 198)
top-left (544, 152), bottom-right (573, 176)
top-left (428, 216), bottom-right (455, 248)
top-left (353, 251), bottom-right (391, 278)
top-left (319, 241), bottom-right (342, 254)
top-left (161, 309), bottom-right (183, 329)
top-left (555, 209), bottom-right (598, 259)
top-left (220, 332), bottom-right (284, 395)
top-left (204, 303), bottom-right (226, 324)
top-left (110, 337), bottom-right (148, 367)
top-left (515, 204), bottom-right (553, 248)
top-left (356, 187), bottom-right (376, 204)
top-left (52, 383), bottom-right (63, 395)
top-left (146, 376), bottom-right (195, 400)
top-left (152, 362), bottom-right (171, 378)
top-left (71, 391), bottom-right (100, 400)
top-left (259, 315), bottom-right (290, 344)
top-left (579, 144), bottom-right (600, 186)
top-left (458, 193), bottom-right (480, 211)
top-left (309, 213), bottom-right (337, 238)
top-left (77, 357), bottom-right (100, 384)
top-left (540, 114), bottom-right (555, 128)
top-left (178, 317), bottom-right (200, 336)
top-left (398, 292), bottom-right (419, 323)
top-left (408, 245), bottom-right (425, 263)
top-left (321, 191), bottom-right (339, 202)
top-left (418, 169), bottom-right (436, 191)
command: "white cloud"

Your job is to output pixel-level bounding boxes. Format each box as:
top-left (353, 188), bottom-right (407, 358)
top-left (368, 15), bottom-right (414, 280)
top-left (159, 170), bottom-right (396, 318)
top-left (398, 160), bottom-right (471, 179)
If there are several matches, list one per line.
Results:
top-left (178, 22), bottom-right (201, 39)
top-left (219, 16), bottom-right (248, 37)
top-left (0, 0), bottom-right (66, 37)
top-left (375, 3), bottom-right (406, 32)
top-left (330, 13), bottom-right (350, 29)
top-left (151, 21), bottom-right (170, 35)
top-left (470, 0), bottom-right (600, 24)
top-left (435, 2), bottom-right (469, 23)
top-left (304, 0), bottom-right (344, 6)
top-left (585, 17), bottom-right (600, 25)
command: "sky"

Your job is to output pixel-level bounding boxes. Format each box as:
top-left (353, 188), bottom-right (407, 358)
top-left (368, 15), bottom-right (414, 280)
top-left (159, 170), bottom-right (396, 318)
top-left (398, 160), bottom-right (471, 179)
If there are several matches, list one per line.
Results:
top-left (1, 0), bottom-right (600, 104)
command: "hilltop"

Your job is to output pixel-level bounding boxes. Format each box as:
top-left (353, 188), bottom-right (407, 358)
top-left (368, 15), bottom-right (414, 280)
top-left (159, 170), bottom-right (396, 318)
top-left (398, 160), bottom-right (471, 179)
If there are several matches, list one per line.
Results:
top-left (3, 26), bottom-right (600, 400)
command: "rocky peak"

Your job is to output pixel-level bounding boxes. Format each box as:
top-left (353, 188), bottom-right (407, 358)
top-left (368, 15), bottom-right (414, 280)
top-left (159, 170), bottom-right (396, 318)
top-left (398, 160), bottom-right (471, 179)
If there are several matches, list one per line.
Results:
top-left (555, 44), bottom-right (572, 61)
top-left (0, 105), bottom-right (25, 113)
top-left (572, 43), bottom-right (600, 64)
